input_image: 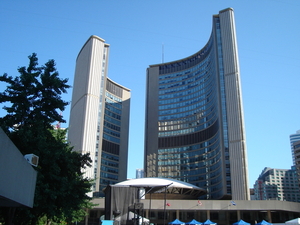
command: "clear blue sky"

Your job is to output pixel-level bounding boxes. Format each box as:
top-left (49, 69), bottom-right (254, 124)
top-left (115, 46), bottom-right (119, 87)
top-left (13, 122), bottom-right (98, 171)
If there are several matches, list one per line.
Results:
top-left (0, 1), bottom-right (299, 188)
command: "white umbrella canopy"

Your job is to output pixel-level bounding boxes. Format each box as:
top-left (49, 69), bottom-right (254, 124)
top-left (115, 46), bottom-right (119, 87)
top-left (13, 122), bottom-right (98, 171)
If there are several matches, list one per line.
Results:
top-left (285, 218), bottom-right (300, 225)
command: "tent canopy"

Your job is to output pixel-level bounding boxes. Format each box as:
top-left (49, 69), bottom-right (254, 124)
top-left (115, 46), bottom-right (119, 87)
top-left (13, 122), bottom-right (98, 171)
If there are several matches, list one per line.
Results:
top-left (186, 219), bottom-right (202, 225)
top-left (233, 220), bottom-right (250, 225)
top-left (256, 220), bottom-right (272, 225)
top-left (203, 219), bottom-right (217, 225)
top-left (286, 218), bottom-right (300, 224)
top-left (169, 219), bottom-right (185, 225)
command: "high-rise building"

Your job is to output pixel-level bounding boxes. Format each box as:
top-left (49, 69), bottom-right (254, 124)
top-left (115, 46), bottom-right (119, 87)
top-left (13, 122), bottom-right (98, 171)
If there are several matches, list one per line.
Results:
top-left (68, 35), bottom-right (131, 197)
top-left (144, 8), bottom-right (249, 200)
top-left (293, 140), bottom-right (300, 185)
top-left (136, 168), bottom-right (144, 178)
top-left (290, 130), bottom-right (300, 166)
top-left (254, 167), bottom-right (300, 202)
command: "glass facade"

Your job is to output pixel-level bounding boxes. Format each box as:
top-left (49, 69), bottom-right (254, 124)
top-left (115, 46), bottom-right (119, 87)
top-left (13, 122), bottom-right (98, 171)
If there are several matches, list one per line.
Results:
top-left (155, 34), bottom-right (224, 199)
top-left (145, 9), bottom-right (249, 200)
top-left (98, 81), bottom-right (124, 196)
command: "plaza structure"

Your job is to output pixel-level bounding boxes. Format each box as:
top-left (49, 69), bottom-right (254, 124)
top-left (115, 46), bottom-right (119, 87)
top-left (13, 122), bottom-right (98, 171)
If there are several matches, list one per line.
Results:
top-left (145, 8), bottom-right (249, 200)
top-left (68, 35), bottom-right (131, 197)
top-left (88, 177), bottom-right (300, 225)
top-left (253, 167), bottom-right (300, 202)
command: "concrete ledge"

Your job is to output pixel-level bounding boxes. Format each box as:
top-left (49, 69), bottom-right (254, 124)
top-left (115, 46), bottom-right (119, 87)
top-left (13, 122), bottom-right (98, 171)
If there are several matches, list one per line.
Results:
top-left (0, 128), bottom-right (37, 207)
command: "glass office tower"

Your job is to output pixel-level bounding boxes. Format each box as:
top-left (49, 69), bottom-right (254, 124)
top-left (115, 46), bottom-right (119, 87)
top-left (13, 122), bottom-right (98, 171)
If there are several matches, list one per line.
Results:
top-left (145, 8), bottom-right (249, 200)
top-left (68, 35), bottom-right (130, 197)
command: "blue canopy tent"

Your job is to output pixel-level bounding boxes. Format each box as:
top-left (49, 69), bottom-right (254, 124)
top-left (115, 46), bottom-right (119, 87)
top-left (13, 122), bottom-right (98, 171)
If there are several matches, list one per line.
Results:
top-left (233, 220), bottom-right (250, 225)
top-left (186, 219), bottom-right (202, 225)
top-left (256, 220), bottom-right (272, 225)
top-left (203, 219), bottom-right (217, 225)
top-left (169, 219), bottom-right (185, 225)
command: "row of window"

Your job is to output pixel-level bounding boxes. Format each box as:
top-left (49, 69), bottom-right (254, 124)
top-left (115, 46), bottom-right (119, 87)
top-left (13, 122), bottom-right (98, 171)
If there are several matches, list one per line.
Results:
top-left (158, 132), bottom-right (219, 154)
top-left (159, 107), bottom-right (217, 136)
top-left (159, 87), bottom-right (211, 111)
top-left (158, 79), bottom-right (213, 107)
top-left (159, 58), bottom-right (210, 83)
top-left (159, 63), bottom-right (211, 90)
top-left (100, 165), bottom-right (118, 174)
top-left (159, 70), bottom-right (212, 96)
top-left (101, 152), bottom-right (119, 162)
top-left (158, 148), bottom-right (221, 173)
top-left (105, 109), bottom-right (121, 120)
top-left (158, 137), bottom-right (219, 160)
top-left (158, 120), bottom-right (219, 148)
top-left (100, 172), bottom-right (118, 181)
top-left (158, 80), bottom-right (210, 102)
top-left (101, 158), bottom-right (119, 168)
top-left (106, 80), bottom-right (124, 98)
top-left (158, 96), bottom-right (216, 121)
top-left (158, 38), bottom-right (213, 75)
top-left (105, 97), bottom-right (122, 109)
top-left (158, 114), bottom-right (217, 137)
top-left (104, 114), bottom-right (121, 126)
top-left (105, 101), bottom-right (122, 115)
top-left (104, 121), bottom-right (120, 132)
top-left (103, 127), bottom-right (120, 138)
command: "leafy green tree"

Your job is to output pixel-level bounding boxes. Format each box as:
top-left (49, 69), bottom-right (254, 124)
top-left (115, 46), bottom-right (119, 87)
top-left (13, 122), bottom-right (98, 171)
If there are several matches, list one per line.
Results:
top-left (0, 53), bottom-right (93, 224)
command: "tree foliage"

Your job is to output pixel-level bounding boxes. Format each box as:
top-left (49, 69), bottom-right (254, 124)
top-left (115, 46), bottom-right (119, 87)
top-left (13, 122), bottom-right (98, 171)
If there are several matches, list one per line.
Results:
top-left (0, 53), bottom-right (69, 131)
top-left (0, 53), bottom-right (93, 224)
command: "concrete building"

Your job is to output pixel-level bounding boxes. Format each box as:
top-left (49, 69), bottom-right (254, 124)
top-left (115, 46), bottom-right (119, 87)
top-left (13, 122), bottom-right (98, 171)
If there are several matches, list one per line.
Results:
top-left (253, 167), bottom-right (300, 202)
top-left (144, 8), bottom-right (249, 200)
top-left (290, 130), bottom-right (300, 166)
top-left (90, 198), bottom-right (300, 225)
top-left (68, 35), bottom-right (131, 197)
top-left (0, 128), bottom-right (37, 208)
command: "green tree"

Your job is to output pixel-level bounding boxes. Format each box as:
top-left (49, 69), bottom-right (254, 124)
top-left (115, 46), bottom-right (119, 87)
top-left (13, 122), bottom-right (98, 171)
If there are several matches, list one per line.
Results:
top-left (0, 53), bottom-right (93, 224)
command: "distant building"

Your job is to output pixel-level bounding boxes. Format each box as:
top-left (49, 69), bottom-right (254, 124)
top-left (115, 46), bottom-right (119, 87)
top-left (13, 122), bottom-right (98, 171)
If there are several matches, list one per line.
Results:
top-left (254, 167), bottom-right (300, 202)
top-left (290, 130), bottom-right (300, 166)
top-left (68, 35), bottom-right (131, 197)
top-left (136, 168), bottom-right (144, 178)
top-left (249, 188), bottom-right (255, 200)
top-left (293, 140), bottom-right (300, 185)
top-left (144, 8), bottom-right (249, 200)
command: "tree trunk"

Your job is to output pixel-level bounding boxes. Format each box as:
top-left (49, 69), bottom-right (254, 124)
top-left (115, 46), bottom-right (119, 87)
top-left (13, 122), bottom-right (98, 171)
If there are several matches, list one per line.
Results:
top-left (4, 207), bottom-right (16, 225)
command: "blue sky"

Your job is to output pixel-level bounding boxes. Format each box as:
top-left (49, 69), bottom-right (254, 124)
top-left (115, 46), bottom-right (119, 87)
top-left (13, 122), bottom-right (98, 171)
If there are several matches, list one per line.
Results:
top-left (0, 1), bottom-right (299, 188)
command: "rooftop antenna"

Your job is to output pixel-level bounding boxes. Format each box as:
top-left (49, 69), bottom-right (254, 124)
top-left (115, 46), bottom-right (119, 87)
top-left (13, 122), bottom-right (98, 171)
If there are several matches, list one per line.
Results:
top-left (162, 43), bottom-right (164, 63)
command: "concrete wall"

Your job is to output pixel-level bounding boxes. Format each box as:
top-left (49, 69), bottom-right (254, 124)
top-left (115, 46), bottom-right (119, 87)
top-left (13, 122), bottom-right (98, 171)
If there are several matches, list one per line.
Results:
top-left (91, 198), bottom-right (300, 224)
top-left (0, 128), bottom-right (37, 207)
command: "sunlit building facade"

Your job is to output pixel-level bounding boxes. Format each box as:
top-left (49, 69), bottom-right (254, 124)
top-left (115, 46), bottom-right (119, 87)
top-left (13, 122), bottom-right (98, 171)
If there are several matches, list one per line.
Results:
top-left (68, 35), bottom-right (131, 197)
top-left (144, 8), bottom-right (249, 200)
top-left (254, 167), bottom-right (300, 202)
